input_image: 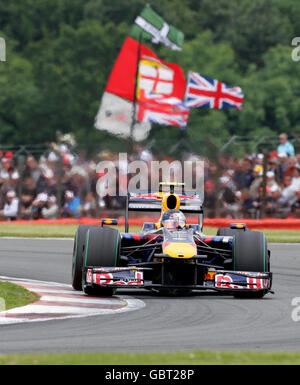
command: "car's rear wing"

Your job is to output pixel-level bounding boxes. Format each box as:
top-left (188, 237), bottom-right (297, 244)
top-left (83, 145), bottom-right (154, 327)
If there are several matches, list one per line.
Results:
top-left (127, 191), bottom-right (203, 213)
top-left (125, 189), bottom-right (203, 232)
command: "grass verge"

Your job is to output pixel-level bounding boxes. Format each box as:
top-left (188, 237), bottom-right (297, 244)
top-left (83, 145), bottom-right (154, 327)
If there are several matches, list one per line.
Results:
top-left (0, 350), bottom-right (300, 365)
top-left (0, 223), bottom-right (299, 243)
top-left (0, 282), bottom-right (39, 311)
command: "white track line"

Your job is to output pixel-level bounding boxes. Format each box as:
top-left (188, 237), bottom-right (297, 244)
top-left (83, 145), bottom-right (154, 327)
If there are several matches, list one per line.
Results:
top-left (40, 296), bottom-right (120, 304)
top-left (0, 276), bottom-right (145, 325)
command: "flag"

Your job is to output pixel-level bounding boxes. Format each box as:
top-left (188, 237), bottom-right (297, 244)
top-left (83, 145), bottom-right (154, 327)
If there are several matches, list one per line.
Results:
top-left (185, 72), bottom-right (244, 110)
top-left (95, 92), bottom-right (151, 142)
top-left (137, 91), bottom-right (190, 127)
top-left (106, 37), bottom-right (186, 102)
top-left (130, 5), bottom-right (184, 51)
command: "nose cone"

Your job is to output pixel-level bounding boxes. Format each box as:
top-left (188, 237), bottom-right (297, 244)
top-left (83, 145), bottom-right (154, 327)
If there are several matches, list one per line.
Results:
top-left (163, 242), bottom-right (196, 259)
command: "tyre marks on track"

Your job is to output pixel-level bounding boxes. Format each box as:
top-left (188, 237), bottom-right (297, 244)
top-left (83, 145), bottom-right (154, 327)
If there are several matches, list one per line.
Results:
top-left (0, 276), bottom-right (145, 324)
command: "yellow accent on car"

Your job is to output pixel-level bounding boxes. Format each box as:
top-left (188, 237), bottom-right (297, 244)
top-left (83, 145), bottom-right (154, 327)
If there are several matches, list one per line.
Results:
top-left (163, 242), bottom-right (196, 259)
top-left (205, 271), bottom-right (216, 280)
top-left (162, 193), bottom-right (181, 212)
top-left (101, 219), bottom-right (118, 226)
top-left (230, 223), bottom-right (246, 229)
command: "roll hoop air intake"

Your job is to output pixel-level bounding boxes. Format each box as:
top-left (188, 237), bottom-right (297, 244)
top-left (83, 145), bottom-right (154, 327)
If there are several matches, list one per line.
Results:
top-left (162, 193), bottom-right (181, 212)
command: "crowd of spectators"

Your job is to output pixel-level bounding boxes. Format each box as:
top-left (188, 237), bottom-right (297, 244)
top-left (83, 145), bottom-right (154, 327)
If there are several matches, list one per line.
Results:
top-left (204, 133), bottom-right (300, 218)
top-left (0, 145), bottom-right (100, 221)
top-left (0, 133), bottom-right (299, 221)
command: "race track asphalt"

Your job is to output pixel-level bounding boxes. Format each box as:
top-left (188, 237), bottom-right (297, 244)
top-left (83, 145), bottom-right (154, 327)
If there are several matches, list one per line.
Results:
top-left (0, 238), bottom-right (299, 353)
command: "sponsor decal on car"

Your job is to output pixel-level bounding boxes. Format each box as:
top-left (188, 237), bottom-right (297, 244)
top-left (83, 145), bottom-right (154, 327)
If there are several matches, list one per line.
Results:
top-left (93, 271), bottom-right (144, 286)
top-left (246, 277), bottom-right (269, 290)
top-left (215, 274), bottom-right (241, 289)
top-left (94, 273), bottom-right (114, 285)
top-left (86, 269), bottom-right (93, 283)
top-left (215, 273), bottom-right (270, 290)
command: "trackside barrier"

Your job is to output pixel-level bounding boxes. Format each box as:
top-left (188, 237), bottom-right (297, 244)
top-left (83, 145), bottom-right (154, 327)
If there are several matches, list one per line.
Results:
top-left (0, 217), bottom-right (300, 230)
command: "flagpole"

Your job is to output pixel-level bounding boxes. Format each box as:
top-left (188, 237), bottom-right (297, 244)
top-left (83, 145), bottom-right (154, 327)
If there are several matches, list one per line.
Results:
top-left (130, 32), bottom-right (142, 151)
top-left (180, 84), bottom-right (191, 161)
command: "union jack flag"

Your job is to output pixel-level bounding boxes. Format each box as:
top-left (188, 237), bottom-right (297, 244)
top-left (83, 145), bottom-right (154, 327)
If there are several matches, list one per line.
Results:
top-left (137, 91), bottom-right (190, 127)
top-left (185, 72), bottom-right (244, 110)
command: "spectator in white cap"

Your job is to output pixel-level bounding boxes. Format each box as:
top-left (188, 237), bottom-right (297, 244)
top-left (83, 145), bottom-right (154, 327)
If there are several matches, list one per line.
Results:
top-left (61, 190), bottom-right (81, 218)
top-left (32, 192), bottom-right (48, 219)
top-left (266, 171), bottom-right (280, 192)
top-left (41, 195), bottom-right (58, 220)
top-left (0, 190), bottom-right (19, 220)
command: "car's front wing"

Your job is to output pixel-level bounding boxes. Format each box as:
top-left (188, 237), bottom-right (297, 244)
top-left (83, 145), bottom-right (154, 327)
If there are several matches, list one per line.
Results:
top-left (83, 266), bottom-right (273, 294)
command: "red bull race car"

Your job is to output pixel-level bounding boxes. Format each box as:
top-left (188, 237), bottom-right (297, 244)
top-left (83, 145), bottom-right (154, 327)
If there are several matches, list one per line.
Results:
top-left (72, 183), bottom-right (272, 298)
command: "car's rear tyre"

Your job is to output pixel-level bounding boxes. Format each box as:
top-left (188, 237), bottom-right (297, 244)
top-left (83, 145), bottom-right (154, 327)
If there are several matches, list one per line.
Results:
top-left (232, 231), bottom-right (269, 299)
top-left (217, 227), bottom-right (249, 237)
top-left (72, 225), bottom-right (97, 290)
top-left (83, 227), bottom-right (120, 296)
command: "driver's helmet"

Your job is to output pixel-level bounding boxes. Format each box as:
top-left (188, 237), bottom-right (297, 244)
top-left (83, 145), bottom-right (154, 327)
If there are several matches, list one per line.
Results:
top-left (161, 209), bottom-right (186, 230)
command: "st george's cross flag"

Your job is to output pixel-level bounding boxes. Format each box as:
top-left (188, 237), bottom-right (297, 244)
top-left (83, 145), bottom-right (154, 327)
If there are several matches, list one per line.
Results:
top-left (95, 37), bottom-right (187, 140)
top-left (185, 72), bottom-right (244, 110)
top-left (105, 37), bottom-right (186, 102)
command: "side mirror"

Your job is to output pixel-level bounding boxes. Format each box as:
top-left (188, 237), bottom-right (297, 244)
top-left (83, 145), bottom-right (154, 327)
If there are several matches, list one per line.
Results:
top-left (101, 218), bottom-right (118, 227)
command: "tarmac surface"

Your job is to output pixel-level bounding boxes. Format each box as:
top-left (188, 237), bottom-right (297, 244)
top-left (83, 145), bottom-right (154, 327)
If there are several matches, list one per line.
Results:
top-left (0, 238), bottom-right (299, 353)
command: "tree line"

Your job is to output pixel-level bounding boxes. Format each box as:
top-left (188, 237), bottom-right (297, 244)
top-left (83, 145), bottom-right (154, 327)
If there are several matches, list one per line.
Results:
top-left (0, 0), bottom-right (299, 157)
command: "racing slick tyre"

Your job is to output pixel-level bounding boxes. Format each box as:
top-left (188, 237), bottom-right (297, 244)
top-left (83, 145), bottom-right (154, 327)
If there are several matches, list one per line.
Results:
top-left (72, 225), bottom-right (98, 290)
top-left (83, 227), bottom-right (121, 296)
top-left (232, 231), bottom-right (269, 299)
top-left (217, 227), bottom-right (249, 237)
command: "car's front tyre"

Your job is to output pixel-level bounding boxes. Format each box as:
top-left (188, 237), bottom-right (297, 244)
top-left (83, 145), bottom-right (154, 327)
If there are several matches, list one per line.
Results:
top-left (232, 231), bottom-right (270, 299)
top-left (72, 225), bottom-right (97, 290)
top-left (82, 227), bottom-right (121, 296)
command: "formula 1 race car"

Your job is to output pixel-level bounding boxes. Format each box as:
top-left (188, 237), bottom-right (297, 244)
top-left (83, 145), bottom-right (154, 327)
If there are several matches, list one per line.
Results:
top-left (72, 183), bottom-right (272, 298)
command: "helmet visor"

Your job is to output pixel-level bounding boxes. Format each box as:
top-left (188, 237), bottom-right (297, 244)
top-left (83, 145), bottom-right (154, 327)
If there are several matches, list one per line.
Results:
top-left (163, 217), bottom-right (185, 230)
